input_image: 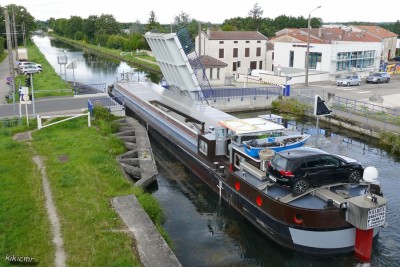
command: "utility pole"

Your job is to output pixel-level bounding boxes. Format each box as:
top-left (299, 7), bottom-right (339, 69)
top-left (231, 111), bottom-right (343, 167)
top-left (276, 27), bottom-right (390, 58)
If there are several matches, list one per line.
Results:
top-left (5, 11), bottom-right (17, 116)
top-left (22, 22), bottom-right (26, 47)
top-left (12, 7), bottom-right (19, 61)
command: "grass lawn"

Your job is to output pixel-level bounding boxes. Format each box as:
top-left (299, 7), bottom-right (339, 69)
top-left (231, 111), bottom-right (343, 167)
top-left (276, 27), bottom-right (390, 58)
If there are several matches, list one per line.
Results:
top-left (0, 125), bottom-right (54, 266)
top-left (31, 116), bottom-right (142, 266)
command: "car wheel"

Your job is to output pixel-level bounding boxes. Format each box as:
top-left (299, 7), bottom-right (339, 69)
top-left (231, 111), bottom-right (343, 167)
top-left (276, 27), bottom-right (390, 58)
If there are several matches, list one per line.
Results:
top-left (377, 79), bottom-right (381, 84)
top-left (346, 82), bottom-right (350, 87)
top-left (386, 78), bottom-right (390, 83)
top-left (292, 179), bottom-right (309, 195)
top-left (348, 170), bottom-right (362, 183)
top-left (358, 81), bottom-right (361, 86)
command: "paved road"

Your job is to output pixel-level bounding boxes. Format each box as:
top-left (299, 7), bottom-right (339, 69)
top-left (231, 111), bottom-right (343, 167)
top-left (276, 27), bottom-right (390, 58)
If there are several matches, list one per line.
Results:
top-left (291, 74), bottom-right (400, 109)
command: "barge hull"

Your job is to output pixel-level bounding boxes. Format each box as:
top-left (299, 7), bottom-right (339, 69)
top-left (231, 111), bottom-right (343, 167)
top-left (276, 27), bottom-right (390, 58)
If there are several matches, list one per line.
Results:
top-left (113, 86), bottom-right (377, 255)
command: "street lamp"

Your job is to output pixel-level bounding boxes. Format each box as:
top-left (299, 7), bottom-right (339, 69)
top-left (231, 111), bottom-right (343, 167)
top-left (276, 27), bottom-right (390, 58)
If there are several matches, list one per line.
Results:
top-left (305, 5), bottom-right (321, 86)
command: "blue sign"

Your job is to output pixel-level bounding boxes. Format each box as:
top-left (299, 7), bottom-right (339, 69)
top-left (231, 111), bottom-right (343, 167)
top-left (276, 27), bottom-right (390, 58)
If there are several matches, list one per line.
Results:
top-left (6, 77), bottom-right (12, 82)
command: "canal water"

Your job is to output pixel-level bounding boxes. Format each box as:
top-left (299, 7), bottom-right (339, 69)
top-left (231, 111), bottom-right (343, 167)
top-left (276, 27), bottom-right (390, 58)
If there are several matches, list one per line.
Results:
top-left (34, 36), bottom-right (400, 266)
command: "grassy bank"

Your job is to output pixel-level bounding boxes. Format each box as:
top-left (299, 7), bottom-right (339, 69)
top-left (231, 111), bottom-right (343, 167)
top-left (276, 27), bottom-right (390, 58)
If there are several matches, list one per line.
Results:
top-left (53, 36), bottom-right (161, 74)
top-left (1, 110), bottom-right (169, 266)
top-left (31, 115), bottom-right (138, 266)
top-left (0, 125), bottom-right (54, 266)
top-left (16, 42), bottom-right (73, 98)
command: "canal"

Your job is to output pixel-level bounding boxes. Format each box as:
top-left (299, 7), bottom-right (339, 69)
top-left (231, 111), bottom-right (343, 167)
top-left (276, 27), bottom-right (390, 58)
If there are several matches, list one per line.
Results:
top-left (34, 36), bottom-right (400, 266)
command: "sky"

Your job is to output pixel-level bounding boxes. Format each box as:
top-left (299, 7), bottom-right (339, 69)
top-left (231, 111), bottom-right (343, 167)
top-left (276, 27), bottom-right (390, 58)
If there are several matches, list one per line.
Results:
top-left (2, 0), bottom-right (398, 24)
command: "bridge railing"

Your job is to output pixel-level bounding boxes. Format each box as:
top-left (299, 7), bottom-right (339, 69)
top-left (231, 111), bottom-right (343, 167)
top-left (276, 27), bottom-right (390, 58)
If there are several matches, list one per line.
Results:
top-left (201, 86), bottom-right (282, 100)
top-left (74, 83), bottom-right (107, 95)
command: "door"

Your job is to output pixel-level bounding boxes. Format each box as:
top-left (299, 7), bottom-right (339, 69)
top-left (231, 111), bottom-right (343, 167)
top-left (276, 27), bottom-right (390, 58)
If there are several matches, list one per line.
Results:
top-left (215, 128), bottom-right (227, 156)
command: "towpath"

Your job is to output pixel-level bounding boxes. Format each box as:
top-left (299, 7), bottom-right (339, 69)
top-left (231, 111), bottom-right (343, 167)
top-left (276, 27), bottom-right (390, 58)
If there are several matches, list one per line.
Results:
top-left (14, 131), bottom-right (67, 267)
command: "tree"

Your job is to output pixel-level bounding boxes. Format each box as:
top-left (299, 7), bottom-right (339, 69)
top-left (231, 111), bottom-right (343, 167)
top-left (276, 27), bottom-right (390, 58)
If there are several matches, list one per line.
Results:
top-left (0, 4), bottom-right (36, 46)
top-left (82, 15), bottom-right (98, 42)
top-left (146, 10), bottom-right (160, 32)
top-left (95, 14), bottom-right (121, 35)
top-left (66, 16), bottom-right (83, 39)
top-left (174, 11), bottom-right (191, 27)
top-left (248, 2), bottom-right (263, 20)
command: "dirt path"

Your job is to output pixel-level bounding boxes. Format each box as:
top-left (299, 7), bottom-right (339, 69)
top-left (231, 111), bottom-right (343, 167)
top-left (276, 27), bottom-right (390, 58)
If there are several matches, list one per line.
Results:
top-left (33, 154), bottom-right (67, 267)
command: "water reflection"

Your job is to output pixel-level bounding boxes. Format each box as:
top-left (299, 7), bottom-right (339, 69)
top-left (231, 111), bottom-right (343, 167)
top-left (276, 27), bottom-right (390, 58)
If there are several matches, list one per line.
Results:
top-left (32, 35), bottom-right (156, 85)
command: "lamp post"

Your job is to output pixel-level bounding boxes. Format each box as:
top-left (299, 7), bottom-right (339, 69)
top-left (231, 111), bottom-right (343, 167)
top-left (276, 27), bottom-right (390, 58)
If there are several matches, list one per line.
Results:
top-left (305, 5), bottom-right (321, 86)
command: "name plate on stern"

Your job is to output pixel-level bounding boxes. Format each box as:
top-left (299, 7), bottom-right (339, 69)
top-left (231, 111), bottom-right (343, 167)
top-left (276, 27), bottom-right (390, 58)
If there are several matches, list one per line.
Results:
top-left (346, 195), bottom-right (387, 230)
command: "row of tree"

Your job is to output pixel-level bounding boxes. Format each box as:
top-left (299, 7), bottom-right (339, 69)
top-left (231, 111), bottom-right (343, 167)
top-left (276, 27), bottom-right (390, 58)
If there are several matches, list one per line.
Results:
top-left (1, 3), bottom-right (400, 53)
top-left (0, 4), bottom-right (36, 48)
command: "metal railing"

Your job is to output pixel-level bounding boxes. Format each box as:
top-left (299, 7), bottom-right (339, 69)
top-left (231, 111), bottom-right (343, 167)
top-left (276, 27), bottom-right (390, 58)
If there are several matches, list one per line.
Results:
top-left (87, 96), bottom-right (125, 114)
top-left (176, 28), bottom-right (214, 97)
top-left (201, 86), bottom-right (282, 100)
top-left (74, 83), bottom-right (107, 95)
top-left (292, 90), bottom-right (400, 129)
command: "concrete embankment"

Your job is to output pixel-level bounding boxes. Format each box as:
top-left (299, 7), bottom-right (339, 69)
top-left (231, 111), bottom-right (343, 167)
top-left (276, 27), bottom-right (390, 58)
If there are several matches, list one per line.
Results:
top-left (114, 117), bottom-right (158, 187)
top-left (111, 116), bottom-right (181, 266)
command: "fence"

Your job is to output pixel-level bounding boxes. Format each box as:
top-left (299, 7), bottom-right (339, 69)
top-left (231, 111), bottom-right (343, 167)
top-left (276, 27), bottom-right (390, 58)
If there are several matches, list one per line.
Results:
top-left (74, 83), bottom-right (107, 95)
top-left (291, 89), bottom-right (400, 129)
top-left (201, 86), bottom-right (282, 100)
top-left (87, 96), bottom-right (125, 114)
top-left (0, 117), bottom-right (21, 128)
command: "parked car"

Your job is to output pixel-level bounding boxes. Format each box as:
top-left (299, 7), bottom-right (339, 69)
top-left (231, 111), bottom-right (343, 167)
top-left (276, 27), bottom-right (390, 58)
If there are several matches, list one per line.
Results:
top-left (19, 65), bottom-right (42, 75)
top-left (366, 72), bottom-right (390, 84)
top-left (336, 75), bottom-right (361, 86)
top-left (18, 61), bottom-right (42, 70)
top-left (390, 56), bottom-right (400, 62)
top-left (266, 147), bottom-right (364, 195)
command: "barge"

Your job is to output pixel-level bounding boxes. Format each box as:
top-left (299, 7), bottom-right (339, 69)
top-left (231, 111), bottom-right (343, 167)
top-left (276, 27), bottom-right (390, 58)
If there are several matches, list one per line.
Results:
top-left (111, 30), bottom-right (387, 262)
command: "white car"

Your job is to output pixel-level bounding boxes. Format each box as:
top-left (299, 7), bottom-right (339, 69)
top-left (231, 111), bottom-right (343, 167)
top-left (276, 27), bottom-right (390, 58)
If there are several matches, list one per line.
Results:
top-left (18, 61), bottom-right (43, 70)
top-left (336, 75), bottom-right (361, 86)
top-left (19, 65), bottom-right (42, 75)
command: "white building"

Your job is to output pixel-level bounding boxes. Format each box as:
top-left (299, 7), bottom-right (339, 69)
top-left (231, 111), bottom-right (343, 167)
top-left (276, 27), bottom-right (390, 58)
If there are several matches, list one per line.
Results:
top-left (195, 30), bottom-right (268, 78)
top-left (271, 28), bottom-right (384, 82)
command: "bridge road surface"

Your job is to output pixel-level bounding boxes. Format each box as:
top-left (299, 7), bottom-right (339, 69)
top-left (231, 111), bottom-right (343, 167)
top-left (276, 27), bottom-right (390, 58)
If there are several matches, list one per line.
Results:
top-left (0, 96), bottom-right (95, 119)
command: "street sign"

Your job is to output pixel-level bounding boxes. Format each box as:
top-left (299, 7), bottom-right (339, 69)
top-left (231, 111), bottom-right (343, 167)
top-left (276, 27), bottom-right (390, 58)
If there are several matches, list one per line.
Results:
top-left (6, 76), bottom-right (12, 82)
top-left (66, 61), bottom-right (77, 69)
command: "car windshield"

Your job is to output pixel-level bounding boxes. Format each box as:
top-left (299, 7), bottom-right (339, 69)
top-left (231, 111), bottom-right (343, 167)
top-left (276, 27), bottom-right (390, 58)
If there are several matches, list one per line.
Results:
top-left (345, 76), bottom-right (352, 79)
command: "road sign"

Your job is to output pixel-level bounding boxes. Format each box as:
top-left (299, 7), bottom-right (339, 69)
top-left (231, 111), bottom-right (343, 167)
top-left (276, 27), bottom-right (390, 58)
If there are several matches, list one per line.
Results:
top-left (66, 61), bottom-right (77, 69)
top-left (6, 76), bottom-right (12, 82)
top-left (23, 94), bottom-right (30, 101)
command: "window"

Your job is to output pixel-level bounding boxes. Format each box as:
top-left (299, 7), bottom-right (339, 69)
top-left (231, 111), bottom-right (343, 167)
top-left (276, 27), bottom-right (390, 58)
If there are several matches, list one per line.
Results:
top-left (256, 47), bottom-right (261, 57)
top-left (233, 48), bottom-right (238, 58)
top-left (219, 41), bottom-right (224, 44)
top-left (307, 52), bottom-right (322, 69)
top-left (210, 68), bottom-right (213, 79)
top-left (234, 154), bottom-right (242, 169)
top-left (219, 48), bottom-right (224, 58)
top-left (336, 50), bottom-right (375, 71)
top-left (237, 61), bottom-right (241, 67)
top-left (259, 61), bottom-right (262, 69)
top-left (199, 140), bottom-right (208, 155)
top-left (250, 61), bottom-right (257, 69)
top-left (289, 51), bottom-right (294, 67)
top-left (233, 62), bottom-right (237, 71)
top-left (272, 52), bottom-right (274, 60)
top-left (217, 68), bottom-right (220, 79)
top-left (257, 40), bottom-right (261, 43)
top-left (246, 41), bottom-right (250, 43)
top-left (245, 48), bottom-right (250, 57)
top-left (234, 41), bottom-right (238, 44)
